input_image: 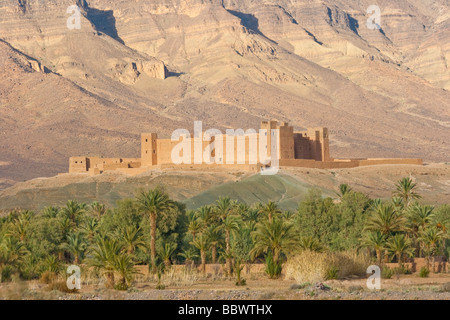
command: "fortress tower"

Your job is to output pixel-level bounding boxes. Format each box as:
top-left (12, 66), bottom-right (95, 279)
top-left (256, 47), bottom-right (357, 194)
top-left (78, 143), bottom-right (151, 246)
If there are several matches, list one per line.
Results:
top-left (141, 133), bottom-right (158, 167)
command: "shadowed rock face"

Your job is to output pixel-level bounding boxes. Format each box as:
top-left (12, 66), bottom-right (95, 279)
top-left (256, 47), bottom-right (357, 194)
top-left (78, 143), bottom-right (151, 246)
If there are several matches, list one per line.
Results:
top-left (0, 0), bottom-right (449, 188)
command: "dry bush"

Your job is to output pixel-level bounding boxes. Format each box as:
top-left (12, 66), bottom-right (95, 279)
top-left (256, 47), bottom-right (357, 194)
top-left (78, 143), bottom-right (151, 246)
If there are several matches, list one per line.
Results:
top-left (47, 281), bottom-right (79, 294)
top-left (160, 267), bottom-right (201, 287)
top-left (284, 250), bottom-right (370, 284)
top-left (39, 271), bottom-right (57, 284)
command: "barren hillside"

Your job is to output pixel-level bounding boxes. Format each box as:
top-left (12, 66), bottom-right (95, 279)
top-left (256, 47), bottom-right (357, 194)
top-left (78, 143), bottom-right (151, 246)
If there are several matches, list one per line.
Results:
top-left (0, 0), bottom-right (449, 188)
top-left (0, 164), bottom-right (449, 212)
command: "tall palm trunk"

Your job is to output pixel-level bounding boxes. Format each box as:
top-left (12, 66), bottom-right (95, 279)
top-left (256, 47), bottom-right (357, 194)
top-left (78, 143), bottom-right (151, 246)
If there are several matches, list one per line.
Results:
top-left (150, 212), bottom-right (157, 273)
top-left (273, 249), bottom-right (279, 264)
top-left (106, 272), bottom-right (115, 289)
top-left (212, 244), bottom-right (217, 264)
top-left (376, 249), bottom-right (382, 266)
top-left (164, 258), bottom-right (171, 270)
top-left (397, 253), bottom-right (402, 268)
top-left (201, 250), bottom-right (206, 275)
top-left (225, 230), bottom-right (231, 276)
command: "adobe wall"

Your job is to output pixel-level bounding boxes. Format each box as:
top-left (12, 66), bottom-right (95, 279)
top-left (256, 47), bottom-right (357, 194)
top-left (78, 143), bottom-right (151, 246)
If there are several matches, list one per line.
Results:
top-left (385, 257), bottom-right (447, 273)
top-left (279, 159), bottom-right (359, 169)
top-left (280, 158), bottom-right (423, 169)
top-left (69, 157), bottom-right (88, 173)
top-left (358, 158), bottom-right (423, 166)
top-left (293, 127), bottom-right (330, 162)
top-left (156, 132), bottom-right (271, 166)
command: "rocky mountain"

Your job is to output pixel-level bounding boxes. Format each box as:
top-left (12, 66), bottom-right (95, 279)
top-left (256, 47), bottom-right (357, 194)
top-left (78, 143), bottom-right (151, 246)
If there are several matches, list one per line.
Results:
top-left (0, 0), bottom-right (449, 188)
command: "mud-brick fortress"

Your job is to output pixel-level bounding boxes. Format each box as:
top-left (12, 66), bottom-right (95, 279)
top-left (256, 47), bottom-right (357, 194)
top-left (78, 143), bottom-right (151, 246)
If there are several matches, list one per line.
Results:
top-left (69, 121), bottom-right (423, 175)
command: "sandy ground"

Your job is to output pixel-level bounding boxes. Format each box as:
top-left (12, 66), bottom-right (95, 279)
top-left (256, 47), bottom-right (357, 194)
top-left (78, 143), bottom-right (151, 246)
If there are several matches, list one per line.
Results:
top-left (2, 274), bottom-right (449, 300)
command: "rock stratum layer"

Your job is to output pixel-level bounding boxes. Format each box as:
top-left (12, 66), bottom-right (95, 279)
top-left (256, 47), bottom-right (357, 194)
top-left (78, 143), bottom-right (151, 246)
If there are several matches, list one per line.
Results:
top-left (0, 0), bottom-right (449, 188)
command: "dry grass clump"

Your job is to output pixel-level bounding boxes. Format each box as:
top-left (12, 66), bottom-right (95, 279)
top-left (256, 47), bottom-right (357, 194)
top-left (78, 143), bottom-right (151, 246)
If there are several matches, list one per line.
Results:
top-left (160, 267), bottom-right (201, 287)
top-left (284, 250), bottom-right (370, 284)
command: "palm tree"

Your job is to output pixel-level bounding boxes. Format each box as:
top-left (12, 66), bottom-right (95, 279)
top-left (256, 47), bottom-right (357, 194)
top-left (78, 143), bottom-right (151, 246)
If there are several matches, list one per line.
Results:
top-left (0, 237), bottom-right (29, 279)
top-left (6, 216), bottom-right (30, 242)
top-left (190, 234), bottom-right (211, 275)
top-left (408, 204), bottom-right (435, 230)
top-left (393, 177), bottom-right (421, 207)
top-left (41, 206), bottom-right (59, 219)
top-left (90, 201), bottom-right (106, 219)
top-left (262, 201), bottom-right (281, 223)
top-left (135, 188), bottom-right (176, 273)
top-left (418, 227), bottom-right (444, 272)
top-left (336, 184), bottom-right (353, 199)
top-left (81, 217), bottom-right (99, 242)
top-left (407, 204), bottom-right (435, 256)
top-left (222, 215), bottom-right (239, 276)
top-left (241, 208), bottom-right (261, 231)
top-left (214, 197), bottom-right (234, 221)
top-left (298, 236), bottom-right (323, 253)
top-left (61, 200), bottom-right (86, 224)
top-left (118, 226), bottom-right (146, 255)
top-left (279, 211), bottom-right (297, 222)
top-left (391, 197), bottom-right (404, 211)
top-left (364, 203), bottom-right (406, 236)
top-left (205, 225), bottom-right (223, 264)
top-left (42, 255), bottom-right (61, 273)
top-left (88, 236), bottom-right (123, 288)
top-left (188, 217), bottom-right (205, 241)
top-left (61, 232), bottom-right (88, 264)
top-left (112, 252), bottom-right (139, 290)
top-left (58, 217), bottom-right (76, 239)
top-left (178, 248), bottom-right (198, 269)
top-left (386, 234), bottom-right (415, 268)
top-left (159, 241), bottom-right (177, 269)
top-left (362, 231), bottom-right (386, 266)
top-left (250, 219), bottom-right (298, 265)
top-left (197, 206), bottom-right (215, 225)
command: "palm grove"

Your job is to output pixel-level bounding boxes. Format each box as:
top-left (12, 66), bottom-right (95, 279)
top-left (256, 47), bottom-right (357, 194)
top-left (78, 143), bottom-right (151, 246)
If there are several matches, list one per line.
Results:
top-left (0, 177), bottom-right (448, 289)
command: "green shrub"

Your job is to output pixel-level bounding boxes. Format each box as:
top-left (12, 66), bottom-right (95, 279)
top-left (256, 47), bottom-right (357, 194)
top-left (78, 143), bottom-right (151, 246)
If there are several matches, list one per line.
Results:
top-left (265, 254), bottom-right (282, 279)
top-left (114, 282), bottom-right (128, 291)
top-left (382, 267), bottom-right (394, 279)
top-left (419, 267), bottom-right (429, 278)
top-left (325, 265), bottom-right (339, 280)
top-left (393, 265), bottom-right (412, 275)
top-left (235, 279), bottom-right (247, 286)
top-left (1, 265), bottom-right (14, 283)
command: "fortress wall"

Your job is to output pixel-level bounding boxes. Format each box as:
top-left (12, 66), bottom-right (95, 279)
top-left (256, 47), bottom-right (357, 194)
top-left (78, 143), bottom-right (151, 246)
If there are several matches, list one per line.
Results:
top-left (69, 157), bottom-right (88, 173)
top-left (116, 167), bottom-right (150, 175)
top-left (157, 163), bottom-right (260, 172)
top-left (102, 163), bottom-right (129, 171)
top-left (358, 158), bottom-right (423, 166)
top-left (279, 159), bottom-right (359, 169)
top-left (279, 124), bottom-right (295, 160)
top-left (156, 133), bottom-right (270, 166)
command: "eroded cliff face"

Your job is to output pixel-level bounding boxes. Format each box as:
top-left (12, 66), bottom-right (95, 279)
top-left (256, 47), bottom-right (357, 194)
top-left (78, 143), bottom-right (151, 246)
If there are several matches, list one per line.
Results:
top-left (0, 0), bottom-right (449, 186)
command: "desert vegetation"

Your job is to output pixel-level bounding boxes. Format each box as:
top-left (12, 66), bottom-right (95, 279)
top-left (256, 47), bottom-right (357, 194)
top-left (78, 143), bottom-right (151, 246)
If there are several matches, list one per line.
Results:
top-left (0, 178), bottom-right (448, 293)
